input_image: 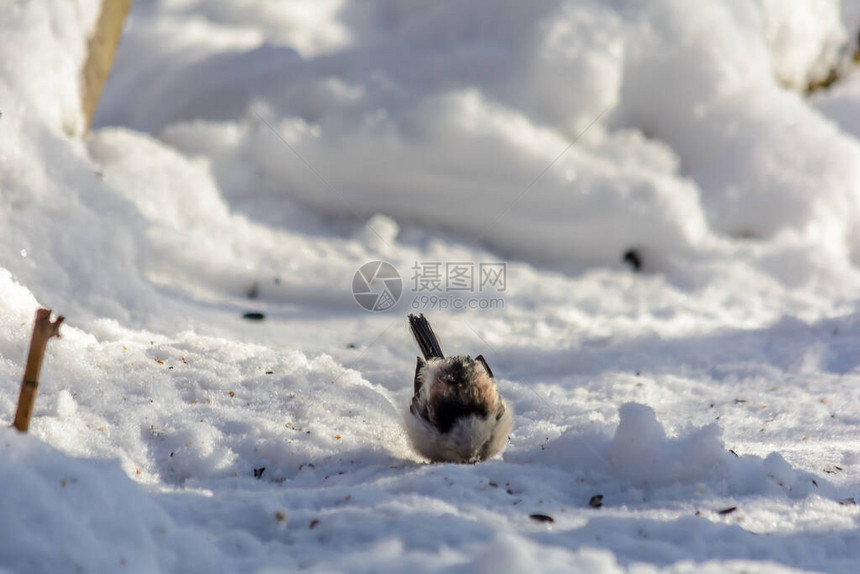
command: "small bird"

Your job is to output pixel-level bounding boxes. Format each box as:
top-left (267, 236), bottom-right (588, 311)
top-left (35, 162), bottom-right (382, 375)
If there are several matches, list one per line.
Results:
top-left (405, 313), bottom-right (512, 463)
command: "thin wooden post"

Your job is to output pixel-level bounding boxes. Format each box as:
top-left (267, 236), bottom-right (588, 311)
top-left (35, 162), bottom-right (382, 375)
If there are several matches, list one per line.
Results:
top-left (13, 309), bottom-right (64, 432)
top-left (81, 0), bottom-right (133, 132)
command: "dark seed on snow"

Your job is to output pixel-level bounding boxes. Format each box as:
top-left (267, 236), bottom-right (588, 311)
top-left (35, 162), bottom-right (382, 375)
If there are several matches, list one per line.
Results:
top-left (622, 249), bottom-right (642, 272)
top-left (529, 514), bottom-right (554, 524)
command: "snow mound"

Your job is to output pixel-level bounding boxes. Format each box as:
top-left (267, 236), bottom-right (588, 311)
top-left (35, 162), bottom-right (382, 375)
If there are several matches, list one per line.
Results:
top-left (526, 402), bottom-right (823, 500)
top-left (95, 0), bottom-right (860, 276)
top-left (0, 429), bottom-right (217, 574)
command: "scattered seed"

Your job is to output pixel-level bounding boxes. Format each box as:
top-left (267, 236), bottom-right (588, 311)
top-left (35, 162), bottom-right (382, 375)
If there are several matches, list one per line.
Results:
top-left (529, 514), bottom-right (554, 524)
top-left (589, 494), bottom-right (604, 508)
top-left (309, 519), bottom-right (320, 529)
top-left (622, 249), bottom-right (642, 272)
top-left (488, 482), bottom-right (499, 488)
top-left (275, 511), bottom-right (286, 522)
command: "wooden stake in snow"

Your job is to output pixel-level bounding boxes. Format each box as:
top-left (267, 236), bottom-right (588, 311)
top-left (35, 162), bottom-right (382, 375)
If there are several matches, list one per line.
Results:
top-left (13, 309), bottom-right (64, 432)
top-left (81, 0), bottom-right (132, 132)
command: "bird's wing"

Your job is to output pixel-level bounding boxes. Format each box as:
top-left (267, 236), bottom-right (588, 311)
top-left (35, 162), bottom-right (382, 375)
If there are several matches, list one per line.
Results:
top-left (474, 354), bottom-right (493, 379)
top-left (414, 355), bottom-right (425, 396)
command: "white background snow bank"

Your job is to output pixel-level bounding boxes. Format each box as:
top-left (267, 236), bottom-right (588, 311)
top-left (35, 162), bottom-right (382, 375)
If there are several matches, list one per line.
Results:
top-left (3, 0), bottom-right (860, 572)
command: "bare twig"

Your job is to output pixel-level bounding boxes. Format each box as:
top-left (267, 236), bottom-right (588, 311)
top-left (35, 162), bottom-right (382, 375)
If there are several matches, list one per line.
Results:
top-left (13, 309), bottom-right (64, 432)
top-left (81, 0), bottom-right (132, 132)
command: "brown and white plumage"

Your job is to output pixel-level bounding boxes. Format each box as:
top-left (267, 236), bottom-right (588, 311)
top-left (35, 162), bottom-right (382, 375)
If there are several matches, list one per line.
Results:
top-left (406, 314), bottom-right (512, 463)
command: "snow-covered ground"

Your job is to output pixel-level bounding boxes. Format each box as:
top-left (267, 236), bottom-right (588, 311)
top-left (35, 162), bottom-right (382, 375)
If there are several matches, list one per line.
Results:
top-left (3, 1), bottom-right (860, 572)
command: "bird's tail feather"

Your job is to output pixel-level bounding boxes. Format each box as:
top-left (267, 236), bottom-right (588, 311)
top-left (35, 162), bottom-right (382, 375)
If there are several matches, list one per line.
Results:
top-left (408, 313), bottom-right (444, 360)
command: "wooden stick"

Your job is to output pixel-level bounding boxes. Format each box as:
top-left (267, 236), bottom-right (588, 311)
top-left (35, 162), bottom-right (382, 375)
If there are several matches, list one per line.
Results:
top-left (13, 309), bottom-right (64, 432)
top-left (81, 0), bottom-right (133, 132)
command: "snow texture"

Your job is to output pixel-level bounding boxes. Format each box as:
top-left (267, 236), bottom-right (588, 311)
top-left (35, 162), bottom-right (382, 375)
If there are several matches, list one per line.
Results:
top-left (3, 0), bottom-right (860, 572)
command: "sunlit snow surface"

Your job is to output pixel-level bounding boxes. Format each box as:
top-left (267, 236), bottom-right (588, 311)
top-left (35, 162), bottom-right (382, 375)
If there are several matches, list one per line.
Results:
top-left (3, 1), bottom-right (860, 572)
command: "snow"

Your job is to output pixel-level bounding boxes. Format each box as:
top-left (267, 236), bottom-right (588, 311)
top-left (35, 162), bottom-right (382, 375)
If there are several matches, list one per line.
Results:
top-left (3, 0), bottom-right (860, 572)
